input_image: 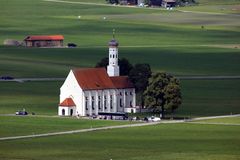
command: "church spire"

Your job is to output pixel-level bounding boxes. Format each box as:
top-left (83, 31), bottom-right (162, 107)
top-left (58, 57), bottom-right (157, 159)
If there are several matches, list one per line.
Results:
top-left (107, 30), bottom-right (119, 77)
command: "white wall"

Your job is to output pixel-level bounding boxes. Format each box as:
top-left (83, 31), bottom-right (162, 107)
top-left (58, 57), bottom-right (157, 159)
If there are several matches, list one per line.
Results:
top-left (59, 71), bottom-right (136, 117)
top-left (60, 70), bottom-right (84, 116)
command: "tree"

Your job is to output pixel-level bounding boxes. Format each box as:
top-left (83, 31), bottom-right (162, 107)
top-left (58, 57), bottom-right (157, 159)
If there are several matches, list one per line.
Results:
top-left (95, 57), bottom-right (133, 76)
top-left (129, 64), bottom-right (152, 110)
top-left (119, 58), bottom-right (133, 76)
top-left (144, 72), bottom-right (182, 119)
top-left (106, 0), bottom-right (119, 4)
top-left (95, 57), bottom-right (108, 69)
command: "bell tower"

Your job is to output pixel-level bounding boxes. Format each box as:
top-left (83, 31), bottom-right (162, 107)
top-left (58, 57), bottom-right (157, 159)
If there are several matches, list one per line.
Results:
top-left (107, 30), bottom-right (119, 77)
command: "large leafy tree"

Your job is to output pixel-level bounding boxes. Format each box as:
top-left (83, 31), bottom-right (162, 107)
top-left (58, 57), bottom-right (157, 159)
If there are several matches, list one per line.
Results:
top-left (129, 64), bottom-right (152, 109)
top-left (95, 57), bottom-right (133, 76)
top-left (144, 72), bottom-right (182, 118)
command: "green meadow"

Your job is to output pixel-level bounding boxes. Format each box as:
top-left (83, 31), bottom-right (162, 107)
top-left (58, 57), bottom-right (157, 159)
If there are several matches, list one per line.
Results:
top-left (0, 0), bottom-right (240, 160)
top-left (196, 116), bottom-right (240, 124)
top-left (0, 79), bottom-right (239, 117)
top-left (0, 123), bottom-right (239, 160)
top-left (0, 116), bottom-right (133, 138)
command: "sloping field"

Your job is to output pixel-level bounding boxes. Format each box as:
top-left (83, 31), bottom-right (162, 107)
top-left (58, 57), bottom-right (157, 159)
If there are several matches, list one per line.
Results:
top-left (0, 123), bottom-right (239, 160)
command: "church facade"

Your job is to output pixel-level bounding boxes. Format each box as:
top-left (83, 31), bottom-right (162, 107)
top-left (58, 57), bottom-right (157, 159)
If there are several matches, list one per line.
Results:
top-left (58, 38), bottom-right (136, 117)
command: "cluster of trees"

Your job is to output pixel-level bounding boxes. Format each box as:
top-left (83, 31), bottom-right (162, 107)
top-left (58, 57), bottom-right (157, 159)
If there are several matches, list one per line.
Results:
top-left (105, 0), bottom-right (119, 4)
top-left (95, 57), bottom-right (182, 118)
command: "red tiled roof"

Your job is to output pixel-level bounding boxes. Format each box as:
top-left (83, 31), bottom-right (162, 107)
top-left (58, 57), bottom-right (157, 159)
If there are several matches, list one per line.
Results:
top-left (59, 98), bottom-right (76, 107)
top-left (110, 76), bottom-right (134, 89)
top-left (73, 68), bottom-right (115, 90)
top-left (24, 35), bottom-right (64, 41)
top-left (72, 68), bottom-right (134, 90)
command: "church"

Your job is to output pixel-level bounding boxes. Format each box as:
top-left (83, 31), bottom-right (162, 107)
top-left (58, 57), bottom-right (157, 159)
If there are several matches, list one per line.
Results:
top-left (58, 38), bottom-right (136, 117)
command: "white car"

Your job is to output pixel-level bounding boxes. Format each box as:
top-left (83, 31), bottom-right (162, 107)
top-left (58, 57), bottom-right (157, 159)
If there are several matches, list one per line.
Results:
top-left (148, 116), bottom-right (161, 122)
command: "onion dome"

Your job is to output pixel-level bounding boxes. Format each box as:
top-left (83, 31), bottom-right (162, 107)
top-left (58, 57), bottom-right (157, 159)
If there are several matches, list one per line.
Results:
top-left (108, 39), bottom-right (119, 47)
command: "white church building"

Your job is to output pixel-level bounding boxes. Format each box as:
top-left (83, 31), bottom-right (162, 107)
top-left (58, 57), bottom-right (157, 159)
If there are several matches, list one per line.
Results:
top-left (58, 38), bottom-right (136, 117)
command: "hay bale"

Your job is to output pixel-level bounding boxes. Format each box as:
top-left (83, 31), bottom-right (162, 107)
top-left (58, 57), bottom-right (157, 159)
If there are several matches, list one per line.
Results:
top-left (3, 39), bottom-right (21, 46)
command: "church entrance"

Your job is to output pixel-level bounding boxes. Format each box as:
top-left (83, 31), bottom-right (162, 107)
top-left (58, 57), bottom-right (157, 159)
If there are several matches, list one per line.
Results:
top-left (62, 109), bottom-right (65, 116)
top-left (70, 109), bottom-right (73, 116)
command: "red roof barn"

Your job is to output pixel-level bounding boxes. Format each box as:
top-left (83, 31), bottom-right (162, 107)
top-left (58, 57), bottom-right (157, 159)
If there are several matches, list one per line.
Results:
top-left (24, 35), bottom-right (64, 47)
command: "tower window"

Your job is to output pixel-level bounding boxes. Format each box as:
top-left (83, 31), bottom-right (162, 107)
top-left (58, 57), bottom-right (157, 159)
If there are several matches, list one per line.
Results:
top-left (110, 54), bottom-right (112, 58)
top-left (113, 55), bottom-right (115, 58)
top-left (116, 54), bottom-right (118, 58)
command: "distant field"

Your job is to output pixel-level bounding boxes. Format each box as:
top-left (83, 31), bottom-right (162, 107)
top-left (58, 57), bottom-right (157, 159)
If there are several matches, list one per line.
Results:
top-left (0, 116), bottom-right (132, 137)
top-left (0, 80), bottom-right (239, 117)
top-left (196, 116), bottom-right (240, 124)
top-left (0, 46), bottom-right (239, 77)
top-left (196, 0), bottom-right (240, 5)
top-left (0, 123), bottom-right (239, 160)
top-left (0, 0), bottom-right (239, 45)
top-left (177, 79), bottom-right (240, 117)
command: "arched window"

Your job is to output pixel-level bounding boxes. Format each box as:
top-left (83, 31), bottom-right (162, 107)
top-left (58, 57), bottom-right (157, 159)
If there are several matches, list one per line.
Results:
top-left (98, 96), bottom-right (101, 110)
top-left (92, 96), bottom-right (95, 110)
top-left (85, 97), bottom-right (88, 110)
top-left (110, 95), bottom-right (113, 109)
top-left (104, 95), bottom-right (107, 110)
top-left (113, 55), bottom-right (115, 58)
top-left (62, 109), bottom-right (65, 116)
top-left (110, 54), bottom-right (112, 58)
top-left (120, 98), bottom-right (122, 107)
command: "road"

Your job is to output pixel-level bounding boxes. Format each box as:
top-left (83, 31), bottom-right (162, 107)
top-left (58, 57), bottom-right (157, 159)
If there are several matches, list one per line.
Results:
top-left (1, 76), bottom-right (240, 82)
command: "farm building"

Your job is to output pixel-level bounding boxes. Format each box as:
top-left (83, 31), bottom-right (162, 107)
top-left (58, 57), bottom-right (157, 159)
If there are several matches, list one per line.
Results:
top-left (59, 38), bottom-right (136, 117)
top-left (24, 35), bottom-right (64, 47)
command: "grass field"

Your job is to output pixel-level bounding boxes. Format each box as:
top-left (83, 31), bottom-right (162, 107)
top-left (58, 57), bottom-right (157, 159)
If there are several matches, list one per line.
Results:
top-left (0, 123), bottom-right (239, 160)
top-left (0, 116), bottom-right (133, 138)
top-left (0, 46), bottom-right (239, 77)
top-left (0, 1), bottom-right (240, 159)
top-left (196, 116), bottom-right (240, 124)
top-left (0, 79), bottom-right (239, 117)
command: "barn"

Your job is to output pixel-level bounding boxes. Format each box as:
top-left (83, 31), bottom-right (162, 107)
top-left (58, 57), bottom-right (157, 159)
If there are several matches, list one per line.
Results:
top-left (24, 35), bottom-right (64, 47)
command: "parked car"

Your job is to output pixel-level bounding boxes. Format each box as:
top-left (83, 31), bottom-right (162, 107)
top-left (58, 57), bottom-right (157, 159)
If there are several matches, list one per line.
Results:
top-left (1, 76), bottom-right (14, 80)
top-left (15, 111), bottom-right (28, 115)
top-left (147, 116), bottom-right (161, 122)
top-left (68, 43), bottom-right (77, 48)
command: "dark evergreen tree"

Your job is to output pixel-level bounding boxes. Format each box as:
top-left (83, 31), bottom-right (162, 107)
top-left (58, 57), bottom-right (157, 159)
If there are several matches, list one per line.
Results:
top-left (129, 64), bottom-right (152, 109)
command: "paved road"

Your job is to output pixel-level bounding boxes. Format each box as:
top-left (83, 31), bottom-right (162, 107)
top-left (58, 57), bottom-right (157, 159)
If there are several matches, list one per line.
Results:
top-left (176, 76), bottom-right (240, 80)
top-left (1, 76), bottom-right (240, 82)
top-left (0, 78), bottom-right (65, 82)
